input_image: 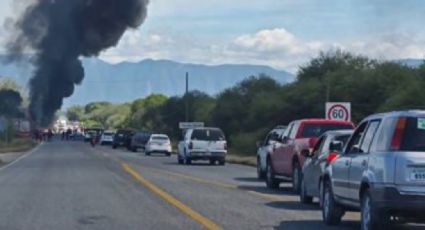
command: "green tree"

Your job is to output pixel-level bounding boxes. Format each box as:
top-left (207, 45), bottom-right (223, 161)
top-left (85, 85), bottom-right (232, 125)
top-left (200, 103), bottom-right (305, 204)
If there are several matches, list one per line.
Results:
top-left (66, 106), bottom-right (84, 121)
top-left (0, 89), bottom-right (24, 119)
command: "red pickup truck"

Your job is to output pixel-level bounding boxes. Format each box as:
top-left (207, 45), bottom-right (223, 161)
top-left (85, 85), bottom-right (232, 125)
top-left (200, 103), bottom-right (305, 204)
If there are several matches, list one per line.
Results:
top-left (265, 119), bottom-right (354, 192)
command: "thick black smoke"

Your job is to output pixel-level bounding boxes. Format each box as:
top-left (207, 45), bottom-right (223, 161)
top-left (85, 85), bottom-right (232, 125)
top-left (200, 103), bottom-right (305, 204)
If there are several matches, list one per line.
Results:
top-left (7, 0), bottom-right (149, 127)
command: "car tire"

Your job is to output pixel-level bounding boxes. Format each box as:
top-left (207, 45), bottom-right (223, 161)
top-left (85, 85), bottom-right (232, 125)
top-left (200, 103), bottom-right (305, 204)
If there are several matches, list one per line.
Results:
top-left (132, 147), bottom-right (137, 153)
top-left (145, 152), bottom-right (151, 156)
top-left (266, 161), bottom-right (280, 189)
top-left (257, 157), bottom-right (266, 179)
top-left (292, 161), bottom-right (302, 194)
top-left (185, 158), bottom-right (192, 165)
top-left (166, 153), bottom-right (171, 157)
top-left (322, 180), bottom-right (344, 225)
top-left (300, 175), bottom-right (313, 204)
top-left (361, 190), bottom-right (388, 230)
top-left (219, 159), bottom-right (225, 166)
top-left (209, 159), bottom-right (215, 165)
top-left (319, 180), bottom-right (324, 208)
top-left (112, 145), bottom-right (117, 149)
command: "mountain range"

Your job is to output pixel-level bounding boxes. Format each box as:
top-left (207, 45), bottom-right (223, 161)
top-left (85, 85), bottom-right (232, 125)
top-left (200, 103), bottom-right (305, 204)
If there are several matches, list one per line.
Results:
top-left (0, 58), bottom-right (294, 107)
top-left (1, 58), bottom-right (422, 107)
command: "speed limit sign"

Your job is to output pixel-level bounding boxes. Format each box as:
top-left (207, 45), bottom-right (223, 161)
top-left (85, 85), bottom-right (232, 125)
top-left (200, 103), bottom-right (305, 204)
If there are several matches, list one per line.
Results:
top-left (326, 102), bottom-right (351, 121)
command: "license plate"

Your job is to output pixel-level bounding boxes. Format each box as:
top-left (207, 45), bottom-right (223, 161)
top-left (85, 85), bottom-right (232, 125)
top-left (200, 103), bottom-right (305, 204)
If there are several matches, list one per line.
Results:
top-left (411, 168), bottom-right (425, 181)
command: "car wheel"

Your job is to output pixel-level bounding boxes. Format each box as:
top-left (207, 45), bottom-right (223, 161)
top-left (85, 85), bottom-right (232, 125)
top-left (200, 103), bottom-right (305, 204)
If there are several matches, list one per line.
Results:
top-left (112, 145), bottom-right (117, 149)
top-left (266, 162), bottom-right (280, 189)
top-left (322, 180), bottom-right (344, 225)
top-left (300, 175), bottom-right (313, 204)
top-left (219, 159), bottom-right (225, 166)
top-left (185, 158), bottom-right (192, 165)
top-left (257, 157), bottom-right (266, 179)
top-left (361, 190), bottom-right (388, 230)
top-left (132, 147), bottom-right (137, 153)
top-left (166, 153), bottom-right (171, 157)
top-left (209, 159), bottom-right (215, 165)
top-left (145, 151), bottom-right (151, 156)
top-left (292, 162), bottom-right (302, 193)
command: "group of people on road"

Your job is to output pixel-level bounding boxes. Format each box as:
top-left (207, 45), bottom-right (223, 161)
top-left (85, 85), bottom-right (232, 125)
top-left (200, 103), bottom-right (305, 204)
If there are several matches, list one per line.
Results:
top-left (61, 128), bottom-right (74, 141)
top-left (33, 129), bottom-right (53, 142)
top-left (32, 128), bottom-right (80, 142)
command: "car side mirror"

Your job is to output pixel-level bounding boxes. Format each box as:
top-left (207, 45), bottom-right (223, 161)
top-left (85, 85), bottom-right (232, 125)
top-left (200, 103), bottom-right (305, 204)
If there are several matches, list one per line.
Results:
top-left (301, 149), bottom-right (313, 158)
top-left (330, 141), bottom-right (343, 152)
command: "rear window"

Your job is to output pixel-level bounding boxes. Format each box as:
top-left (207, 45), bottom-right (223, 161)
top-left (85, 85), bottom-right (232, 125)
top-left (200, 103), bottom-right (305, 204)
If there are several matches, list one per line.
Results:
top-left (400, 117), bottom-right (425, 151)
top-left (152, 136), bottom-right (169, 141)
top-left (302, 124), bottom-right (353, 138)
top-left (191, 129), bottom-right (225, 141)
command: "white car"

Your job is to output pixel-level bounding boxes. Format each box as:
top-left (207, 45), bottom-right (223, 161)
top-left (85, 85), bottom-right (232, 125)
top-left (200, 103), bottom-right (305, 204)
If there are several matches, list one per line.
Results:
top-left (178, 127), bottom-right (227, 165)
top-left (256, 126), bottom-right (286, 179)
top-left (145, 134), bottom-right (172, 156)
top-left (100, 131), bottom-right (115, 145)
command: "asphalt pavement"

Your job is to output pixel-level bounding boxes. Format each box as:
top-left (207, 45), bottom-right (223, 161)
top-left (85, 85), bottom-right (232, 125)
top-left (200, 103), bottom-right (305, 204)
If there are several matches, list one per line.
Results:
top-left (0, 140), bottom-right (423, 230)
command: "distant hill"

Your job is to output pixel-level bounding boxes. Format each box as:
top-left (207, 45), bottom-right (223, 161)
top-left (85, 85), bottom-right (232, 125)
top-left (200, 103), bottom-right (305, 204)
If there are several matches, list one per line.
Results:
top-left (397, 58), bottom-right (424, 68)
top-left (0, 58), bottom-right (294, 107)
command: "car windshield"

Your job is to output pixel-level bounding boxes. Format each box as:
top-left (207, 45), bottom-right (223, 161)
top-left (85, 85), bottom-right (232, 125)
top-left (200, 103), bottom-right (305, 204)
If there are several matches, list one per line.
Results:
top-left (191, 129), bottom-right (225, 141)
top-left (302, 124), bottom-right (353, 138)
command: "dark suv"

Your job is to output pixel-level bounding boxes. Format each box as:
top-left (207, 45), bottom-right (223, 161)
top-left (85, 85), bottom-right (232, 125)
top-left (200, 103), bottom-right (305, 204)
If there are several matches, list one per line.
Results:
top-left (112, 129), bottom-right (135, 149)
top-left (322, 110), bottom-right (425, 230)
top-left (129, 132), bottom-right (151, 152)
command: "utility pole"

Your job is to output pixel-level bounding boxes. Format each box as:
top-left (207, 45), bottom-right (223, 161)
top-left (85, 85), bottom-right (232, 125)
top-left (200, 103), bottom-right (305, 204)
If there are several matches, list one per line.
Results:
top-left (185, 72), bottom-right (189, 122)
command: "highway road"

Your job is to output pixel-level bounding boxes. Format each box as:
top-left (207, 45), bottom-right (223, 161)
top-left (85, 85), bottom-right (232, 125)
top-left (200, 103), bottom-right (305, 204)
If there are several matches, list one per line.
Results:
top-left (0, 140), bottom-right (423, 230)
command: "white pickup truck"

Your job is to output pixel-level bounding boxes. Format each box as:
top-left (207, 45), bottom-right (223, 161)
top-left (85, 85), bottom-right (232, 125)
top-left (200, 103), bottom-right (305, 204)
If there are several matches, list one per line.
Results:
top-left (178, 127), bottom-right (227, 165)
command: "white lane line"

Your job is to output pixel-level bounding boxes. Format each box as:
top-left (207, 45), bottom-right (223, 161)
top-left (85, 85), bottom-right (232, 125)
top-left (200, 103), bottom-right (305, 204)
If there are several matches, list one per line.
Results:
top-left (0, 142), bottom-right (43, 172)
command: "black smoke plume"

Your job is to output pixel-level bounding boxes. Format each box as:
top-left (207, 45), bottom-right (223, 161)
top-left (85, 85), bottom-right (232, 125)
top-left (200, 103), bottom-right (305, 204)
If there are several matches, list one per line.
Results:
top-left (7, 0), bottom-right (149, 127)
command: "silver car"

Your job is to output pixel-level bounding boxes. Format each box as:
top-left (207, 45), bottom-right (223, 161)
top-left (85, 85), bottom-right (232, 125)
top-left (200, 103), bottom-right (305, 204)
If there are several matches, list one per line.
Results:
top-left (321, 110), bottom-right (425, 230)
top-left (256, 126), bottom-right (286, 179)
top-left (300, 130), bottom-right (353, 205)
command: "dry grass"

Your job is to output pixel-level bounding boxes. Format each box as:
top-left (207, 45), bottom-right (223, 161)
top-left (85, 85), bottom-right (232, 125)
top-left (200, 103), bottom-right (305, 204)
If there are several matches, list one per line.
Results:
top-left (226, 154), bottom-right (256, 167)
top-left (0, 138), bottom-right (38, 154)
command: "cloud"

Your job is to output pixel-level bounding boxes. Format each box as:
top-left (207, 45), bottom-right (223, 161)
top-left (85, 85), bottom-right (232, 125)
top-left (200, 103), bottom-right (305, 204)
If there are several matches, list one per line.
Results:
top-left (232, 28), bottom-right (316, 55)
top-left (343, 33), bottom-right (425, 60)
top-left (99, 28), bottom-right (425, 73)
top-left (100, 30), bottom-right (175, 63)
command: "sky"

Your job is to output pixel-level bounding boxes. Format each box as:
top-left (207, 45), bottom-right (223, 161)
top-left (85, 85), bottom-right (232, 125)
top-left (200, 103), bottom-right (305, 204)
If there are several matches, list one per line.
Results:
top-left (1, 0), bottom-right (425, 73)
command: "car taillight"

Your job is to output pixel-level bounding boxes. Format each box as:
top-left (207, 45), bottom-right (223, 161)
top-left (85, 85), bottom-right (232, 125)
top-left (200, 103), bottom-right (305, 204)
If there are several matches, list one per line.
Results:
top-left (189, 142), bottom-right (193, 150)
top-left (390, 117), bottom-right (407, 151)
top-left (327, 153), bottom-right (339, 164)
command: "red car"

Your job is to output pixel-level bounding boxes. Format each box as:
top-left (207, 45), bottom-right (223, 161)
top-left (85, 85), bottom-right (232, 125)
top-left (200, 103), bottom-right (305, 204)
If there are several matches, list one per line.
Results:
top-left (265, 119), bottom-right (354, 192)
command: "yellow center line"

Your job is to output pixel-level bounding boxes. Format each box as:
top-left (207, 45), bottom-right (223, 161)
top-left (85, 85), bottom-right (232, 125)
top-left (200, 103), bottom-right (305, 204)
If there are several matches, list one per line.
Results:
top-left (122, 163), bottom-right (223, 230)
